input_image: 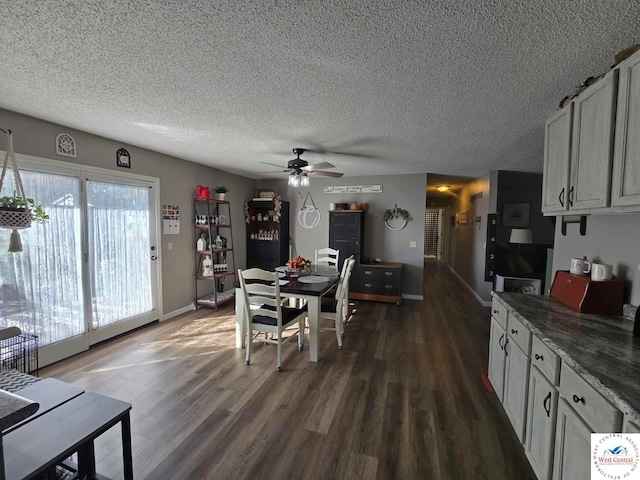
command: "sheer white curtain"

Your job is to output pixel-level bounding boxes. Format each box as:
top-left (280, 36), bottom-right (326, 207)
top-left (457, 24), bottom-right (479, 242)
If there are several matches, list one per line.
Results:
top-left (0, 169), bottom-right (84, 345)
top-left (87, 180), bottom-right (152, 329)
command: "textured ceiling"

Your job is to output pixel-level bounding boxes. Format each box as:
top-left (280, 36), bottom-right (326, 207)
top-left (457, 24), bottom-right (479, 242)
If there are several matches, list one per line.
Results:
top-left (1, 1), bottom-right (639, 180)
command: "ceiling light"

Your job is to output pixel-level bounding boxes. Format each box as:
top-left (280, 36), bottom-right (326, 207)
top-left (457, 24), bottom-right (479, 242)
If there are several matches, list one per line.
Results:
top-left (288, 171), bottom-right (301, 188)
top-left (436, 185), bottom-right (450, 192)
top-left (300, 172), bottom-right (310, 187)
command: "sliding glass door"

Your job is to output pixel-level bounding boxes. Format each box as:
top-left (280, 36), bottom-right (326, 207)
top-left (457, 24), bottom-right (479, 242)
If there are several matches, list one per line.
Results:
top-left (0, 159), bottom-right (159, 365)
top-left (0, 168), bottom-right (85, 359)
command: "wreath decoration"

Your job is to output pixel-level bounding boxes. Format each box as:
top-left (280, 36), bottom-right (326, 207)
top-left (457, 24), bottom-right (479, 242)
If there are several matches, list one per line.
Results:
top-left (384, 204), bottom-right (411, 231)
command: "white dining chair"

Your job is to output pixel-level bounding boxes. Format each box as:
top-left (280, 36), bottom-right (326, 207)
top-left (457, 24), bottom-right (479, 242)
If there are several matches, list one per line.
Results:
top-left (315, 247), bottom-right (340, 270)
top-left (238, 268), bottom-right (306, 371)
top-left (319, 256), bottom-right (355, 349)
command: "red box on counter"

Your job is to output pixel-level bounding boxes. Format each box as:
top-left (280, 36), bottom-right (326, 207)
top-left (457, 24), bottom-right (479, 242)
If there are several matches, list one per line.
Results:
top-left (550, 270), bottom-right (624, 315)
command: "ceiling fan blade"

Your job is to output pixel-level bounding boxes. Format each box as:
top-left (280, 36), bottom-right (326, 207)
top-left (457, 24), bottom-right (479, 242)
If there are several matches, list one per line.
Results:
top-left (303, 162), bottom-right (335, 171)
top-left (259, 161), bottom-right (288, 169)
top-left (255, 169), bottom-right (290, 174)
top-left (310, 170), bottom-right (344, 178)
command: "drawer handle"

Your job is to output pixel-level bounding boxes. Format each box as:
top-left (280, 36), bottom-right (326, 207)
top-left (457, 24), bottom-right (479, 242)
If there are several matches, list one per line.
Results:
top-left (543, 392), bottom-right (552, 417)
top-left (504, 338), bottom-right (509, 357)
top-left (493, 309), bottom-right (499, 314)
top-left (511, 329), bottom-right (518, 335)
top-left (385, 272), bottom-right (393, 277)
top-left (365, 271), bottom-right (373, 276)
top-left (535, 354), bottom-right (543, 361)
top-left (385, 285), bottom-right (393, 289)
top-left (558, 187), bottom-right (565, 208)
top-left (572, 394), bottom-right (584, 404)
top-left (499, 333), bottom-right (504, 350)
top-left (365, 283), bottom-right (372, 288)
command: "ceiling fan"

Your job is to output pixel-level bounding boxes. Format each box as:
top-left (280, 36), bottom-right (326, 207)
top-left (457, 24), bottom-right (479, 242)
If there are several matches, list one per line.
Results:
top-left (259, 148), bottom-right (344, 187)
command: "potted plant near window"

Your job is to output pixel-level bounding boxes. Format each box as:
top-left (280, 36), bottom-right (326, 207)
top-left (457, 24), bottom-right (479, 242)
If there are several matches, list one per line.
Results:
top-left (213, 186), bottom-right (229, 200)
top-left (1, 131), bottom-right (50, 251)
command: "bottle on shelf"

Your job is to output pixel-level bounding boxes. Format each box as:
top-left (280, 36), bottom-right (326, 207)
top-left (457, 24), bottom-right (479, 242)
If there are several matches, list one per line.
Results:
top-left (197, 233), bottom-right (207, 251)
top-left (202, 255), bottom-right (213, 276)
top-left (215, 235), bottom-right (223, 249)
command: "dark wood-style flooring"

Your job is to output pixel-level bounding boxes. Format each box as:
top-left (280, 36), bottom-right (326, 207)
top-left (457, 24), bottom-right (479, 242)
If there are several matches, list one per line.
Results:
top-left (42, 259), bottom-right (536, 479)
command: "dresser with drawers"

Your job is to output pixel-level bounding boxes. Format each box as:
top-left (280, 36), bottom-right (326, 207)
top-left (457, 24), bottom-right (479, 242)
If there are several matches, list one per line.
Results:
top-left (349, 262), bottom-right (403, 304)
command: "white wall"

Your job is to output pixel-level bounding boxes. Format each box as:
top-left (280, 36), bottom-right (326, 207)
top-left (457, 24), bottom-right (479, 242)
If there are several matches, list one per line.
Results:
top-left (449, 172), bottom-right (496, 303)
top-left (551, 213), bottom-right (640, 305)
top-left (258, 173), bottom-right (426, 298)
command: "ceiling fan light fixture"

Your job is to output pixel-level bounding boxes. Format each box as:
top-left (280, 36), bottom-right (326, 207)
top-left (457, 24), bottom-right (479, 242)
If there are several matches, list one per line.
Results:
top-left (288, 171), bottom-right (301, 188)
top-left (300, 172), bottom-right (310, 187)
top-left (436, 185), bottom-right (450, 193)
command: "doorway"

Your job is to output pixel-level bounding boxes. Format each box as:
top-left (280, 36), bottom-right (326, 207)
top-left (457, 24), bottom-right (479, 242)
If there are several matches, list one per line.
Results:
top-left (424, 207), bottom-right (450, 262)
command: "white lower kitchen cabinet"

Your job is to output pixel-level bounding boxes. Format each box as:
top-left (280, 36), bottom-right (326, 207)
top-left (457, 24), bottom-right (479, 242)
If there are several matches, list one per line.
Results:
top-left (552, 399), bottom-right (591, 480)
top-left (488, 316), bottom-right (506, 401)
top-left (503, 336), bottom-right (530, 442)
top-left (525, 366), bottom-right (558, 480)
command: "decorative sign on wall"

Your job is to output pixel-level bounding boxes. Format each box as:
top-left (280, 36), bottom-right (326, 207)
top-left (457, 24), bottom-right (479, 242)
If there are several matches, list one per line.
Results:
top-left (323, 185), bottom-right (382, 194)
top-left (117, 148), bottom-right (131, 168)
top-left (459, 210), bottom-right (469, 224)
top-left (162, 204), bottom-right (180, 234)
top-left (55, 133), bottom-right (77, 158)
top-left (485, 213), bottom-right (498, 282)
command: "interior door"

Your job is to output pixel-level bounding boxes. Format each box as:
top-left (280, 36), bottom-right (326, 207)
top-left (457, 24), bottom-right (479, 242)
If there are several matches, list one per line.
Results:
top-left (85, 174), bottom-right (159, 344)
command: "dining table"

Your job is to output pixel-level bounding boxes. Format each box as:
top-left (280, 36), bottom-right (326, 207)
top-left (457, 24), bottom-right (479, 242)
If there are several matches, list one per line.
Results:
top-left (235, 265), bottom-right (341, 362)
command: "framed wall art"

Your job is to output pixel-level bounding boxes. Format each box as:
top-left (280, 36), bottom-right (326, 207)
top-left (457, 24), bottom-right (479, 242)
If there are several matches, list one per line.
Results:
top-left (117, 148), bottom-right (131, 168)
top-left (502, 202), bottom-right (530, 228)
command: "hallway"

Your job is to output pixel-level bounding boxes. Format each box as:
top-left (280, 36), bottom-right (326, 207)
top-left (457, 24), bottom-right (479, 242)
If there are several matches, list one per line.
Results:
top-left (42, 259), bottom-right (535, 479)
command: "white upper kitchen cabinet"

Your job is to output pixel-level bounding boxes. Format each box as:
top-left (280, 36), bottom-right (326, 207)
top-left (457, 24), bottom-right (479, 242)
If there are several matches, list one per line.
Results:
top-left (542, 104), bottom-right (572, 214)
top-left (569, 70), bottom-right (618, 212)
top-left (612, 50), bottom-right (640, 209)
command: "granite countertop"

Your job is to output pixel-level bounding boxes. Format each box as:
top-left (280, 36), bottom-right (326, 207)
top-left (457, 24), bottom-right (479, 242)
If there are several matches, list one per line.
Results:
top-left (493, 292), bottom-right (640, 425)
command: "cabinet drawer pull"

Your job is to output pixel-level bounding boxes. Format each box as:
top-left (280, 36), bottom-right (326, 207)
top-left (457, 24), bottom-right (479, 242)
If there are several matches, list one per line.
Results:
top-left (364, 270), bottom-right (373, 276)
top-left (511, 329), bottom-right (518, 335)
top-left (543, 391), bottom-right (552, 417)
top-left (558, 187), bottom-right (565, 207)
top-left (504, 338), bottom-right (509, 357)
top-left (385, 284), bottom-right (393, 289)
top-left (569, 186), bottom-right (574, 207)
top-left (364, 283), bottom-right (372, 288)
top-left (535, 353), bottom-right (543, 361)
top-left (499, 333), bottom-right (504, 350)
top-left (493, 309), bottom-right (499, 314)
top-left (572, 394), bottom-right (584, 404)
top-left (385, 271), bottom-right (393, 277)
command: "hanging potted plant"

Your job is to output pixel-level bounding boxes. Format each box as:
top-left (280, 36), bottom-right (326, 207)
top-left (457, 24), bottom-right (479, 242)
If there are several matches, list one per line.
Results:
top-left (213, 185), bottom-right (229, 200)
top-left (0, 131), bottom-right (50, 251)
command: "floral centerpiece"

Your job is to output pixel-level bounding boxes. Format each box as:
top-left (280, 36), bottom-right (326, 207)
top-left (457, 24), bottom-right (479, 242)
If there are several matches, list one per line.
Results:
top-left (286, 256), bottom-right (311, 272)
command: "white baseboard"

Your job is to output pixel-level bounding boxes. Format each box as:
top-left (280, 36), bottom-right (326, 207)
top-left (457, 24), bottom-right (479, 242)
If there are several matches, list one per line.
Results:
top-left (447, 265), bottom-right (492, 307)
top-left (402, 293), bottom-right (424, 301)
top-left (161, 303), bottom-right (196, 321)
